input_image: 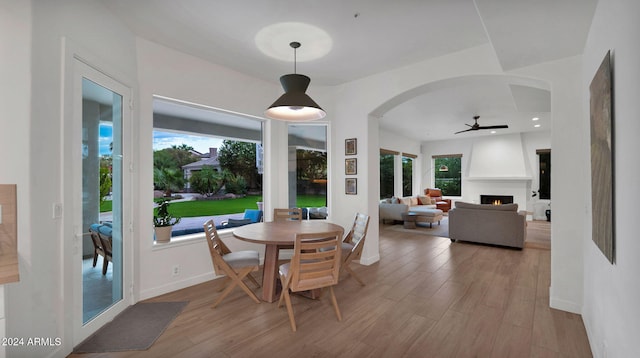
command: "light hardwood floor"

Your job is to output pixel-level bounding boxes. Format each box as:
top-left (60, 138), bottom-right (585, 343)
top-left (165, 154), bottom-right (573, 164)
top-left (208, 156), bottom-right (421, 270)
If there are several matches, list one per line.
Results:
top-left (69, 223), bottom-right (591, 357)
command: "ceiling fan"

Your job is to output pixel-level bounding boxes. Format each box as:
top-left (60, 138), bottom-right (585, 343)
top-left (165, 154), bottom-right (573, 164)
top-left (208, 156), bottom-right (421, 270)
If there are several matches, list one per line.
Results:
top-left (454, 115), bottom-right (509, 134)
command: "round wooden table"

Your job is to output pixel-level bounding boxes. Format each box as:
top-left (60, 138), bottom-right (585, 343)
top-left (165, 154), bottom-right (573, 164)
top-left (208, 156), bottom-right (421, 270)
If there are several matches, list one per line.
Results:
top-left (233, 221), bottom-right (344, 302)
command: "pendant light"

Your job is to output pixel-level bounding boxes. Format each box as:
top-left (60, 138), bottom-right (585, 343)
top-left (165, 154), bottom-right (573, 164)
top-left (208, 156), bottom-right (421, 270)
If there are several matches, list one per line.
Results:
top-left (265, 42), bottom-right (326, 121)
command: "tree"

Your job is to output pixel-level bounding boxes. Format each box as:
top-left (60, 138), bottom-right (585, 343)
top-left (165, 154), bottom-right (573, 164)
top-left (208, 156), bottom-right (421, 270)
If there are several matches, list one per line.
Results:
top-left (154, 167), bottom-right (185, 197)
top-left (189, 166), bottom-right (225, 197)
top-left (99, 155), bottom-right (112, 206)
top-left (434, 156), bottom-right (461, 196)
top-left (154, 144), bottom-right (199, 170)
top-left (296, 149), bottom-right (326, 181)
top-left (217, 140), bottom-right (260, 190)
top-left (380, 154), bottom-right (395, 199)
top-left (224, 172), bottom-right (248, 195)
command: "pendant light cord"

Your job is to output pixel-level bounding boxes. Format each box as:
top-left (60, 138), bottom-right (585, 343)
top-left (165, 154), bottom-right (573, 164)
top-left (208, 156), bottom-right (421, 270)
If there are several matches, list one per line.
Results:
top-left (290, 41), bottom-right (301, 74)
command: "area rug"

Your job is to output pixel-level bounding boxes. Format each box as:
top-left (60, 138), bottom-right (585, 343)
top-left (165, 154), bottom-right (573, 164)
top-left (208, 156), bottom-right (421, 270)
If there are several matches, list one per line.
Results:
top-left (73, 301), bottom-right (188, 353)
top-left (388, 216), bottom-right (449, 238)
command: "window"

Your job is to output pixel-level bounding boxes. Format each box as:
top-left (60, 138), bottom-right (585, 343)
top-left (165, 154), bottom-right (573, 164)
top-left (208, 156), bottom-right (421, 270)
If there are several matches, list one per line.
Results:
top-left (151, 96), bottom-right (263, 239)
top-left (402, 153), bottom-right (416, 197)
top-left (537, 149), bottom-right (551, 199)
top-left (379, 149), bottom-right (397, 199)
top-left (433, 154), bottom-right (462, 196)
top-left (288, 124), bottom-right (328, 216)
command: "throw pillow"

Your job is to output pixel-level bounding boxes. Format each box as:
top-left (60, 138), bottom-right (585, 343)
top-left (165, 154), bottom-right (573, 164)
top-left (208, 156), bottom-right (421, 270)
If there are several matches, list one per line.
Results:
top-left (431, 198), bottom-right (437, 204)
top-left (410, 197), bottom-right (418, 206)
top-left (226, 218), bottom-right (252, 227)
top-left (391, 196), bottom-right (399, 204)
top-left (418, 195), bottom-right (431, 205)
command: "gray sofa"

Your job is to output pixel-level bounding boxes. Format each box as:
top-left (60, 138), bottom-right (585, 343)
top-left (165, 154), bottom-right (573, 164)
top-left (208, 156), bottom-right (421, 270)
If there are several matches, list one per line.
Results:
top-left (448, 201), bottom-right (526, 249)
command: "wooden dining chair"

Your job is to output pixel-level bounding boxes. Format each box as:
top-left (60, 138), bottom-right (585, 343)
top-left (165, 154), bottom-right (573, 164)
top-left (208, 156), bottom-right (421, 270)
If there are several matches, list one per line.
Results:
top-left (203, 219), bottom-right (261, 308)
top-left (273, 208), bottom-right (303, 221)
top-left (278, 230), bottom-right (343, 331)
top-left (341, 213), bottom-right (371, 286)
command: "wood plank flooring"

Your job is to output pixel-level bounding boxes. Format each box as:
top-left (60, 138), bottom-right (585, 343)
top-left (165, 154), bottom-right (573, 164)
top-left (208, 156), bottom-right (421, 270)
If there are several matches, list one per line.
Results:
top-left (69, 223), bottom-right (591, 358)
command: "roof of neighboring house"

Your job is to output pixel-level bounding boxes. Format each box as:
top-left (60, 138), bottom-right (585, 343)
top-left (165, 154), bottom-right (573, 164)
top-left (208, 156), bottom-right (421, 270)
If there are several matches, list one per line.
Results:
top-left (182, 156), bottom-right (220, 170)
top-left (182, 147), bottom-right (221, 170)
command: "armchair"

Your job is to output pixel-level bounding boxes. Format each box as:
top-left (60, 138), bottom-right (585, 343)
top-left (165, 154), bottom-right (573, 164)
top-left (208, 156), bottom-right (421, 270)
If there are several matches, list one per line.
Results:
top-left (424, 188), bottom-right (452, 212)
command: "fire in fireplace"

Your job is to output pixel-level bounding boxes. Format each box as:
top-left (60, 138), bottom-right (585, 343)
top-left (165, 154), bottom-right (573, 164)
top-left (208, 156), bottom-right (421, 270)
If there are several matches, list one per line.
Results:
top-left (480, 195), bottom-right (514, 205)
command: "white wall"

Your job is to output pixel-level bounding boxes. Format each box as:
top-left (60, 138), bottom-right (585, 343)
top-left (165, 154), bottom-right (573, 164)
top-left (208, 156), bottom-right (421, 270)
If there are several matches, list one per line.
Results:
top-left (510, 56), bottom-right (586, 314)
top-left (135, 37), bottom-right (281, 299)
top-left (0, 1), bottom-right (32, 358)
top-left (4, 1), bottom-right (139, 356)
top-left (582, 0), bottom-right (640, 357)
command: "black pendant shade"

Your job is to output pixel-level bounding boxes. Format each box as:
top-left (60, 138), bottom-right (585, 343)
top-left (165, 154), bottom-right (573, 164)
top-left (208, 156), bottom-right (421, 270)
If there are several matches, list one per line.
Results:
top-left (265, 42), bottom-right (326, 121)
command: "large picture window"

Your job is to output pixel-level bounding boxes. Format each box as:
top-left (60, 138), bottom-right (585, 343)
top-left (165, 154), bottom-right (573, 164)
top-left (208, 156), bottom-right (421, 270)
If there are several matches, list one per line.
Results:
top-left (433, 154), bottom-right (462, 196)
top-left (380, 149), bottom-right (397, 199)
top-left (288, 124), bottom-right (328, 218)
top-left (151, 96), bottom-right (263, 239)
top-left (537, 149), bottom-right (551, 199)
top-left (402, 153), bottom-right (416, 197)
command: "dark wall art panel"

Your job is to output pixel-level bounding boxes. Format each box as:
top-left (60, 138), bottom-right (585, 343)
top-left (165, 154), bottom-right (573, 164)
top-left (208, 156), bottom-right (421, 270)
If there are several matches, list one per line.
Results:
top-left (589, 50), bottom-right (614, 264)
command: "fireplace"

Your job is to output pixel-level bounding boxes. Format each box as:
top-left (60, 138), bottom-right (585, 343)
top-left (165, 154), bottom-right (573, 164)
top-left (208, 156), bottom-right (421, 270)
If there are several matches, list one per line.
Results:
top-left (480, 195), bottom-right (514, 205)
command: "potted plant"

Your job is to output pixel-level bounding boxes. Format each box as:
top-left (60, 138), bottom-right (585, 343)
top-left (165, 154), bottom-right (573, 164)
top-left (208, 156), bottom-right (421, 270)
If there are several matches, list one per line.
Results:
top-left (153, 198), bottom-right (181, 243)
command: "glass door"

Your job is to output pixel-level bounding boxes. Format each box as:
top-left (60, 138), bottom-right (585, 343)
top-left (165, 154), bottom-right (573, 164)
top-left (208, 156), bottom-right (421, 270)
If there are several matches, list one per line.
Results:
top-left (68, 58), bottom-right (132, 345)
top-left (81, 78), bottom-right (123, 323)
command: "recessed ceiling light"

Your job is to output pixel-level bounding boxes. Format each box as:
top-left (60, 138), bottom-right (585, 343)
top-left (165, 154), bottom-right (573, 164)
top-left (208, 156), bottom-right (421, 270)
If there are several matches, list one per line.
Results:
top-left (534, 124), bottom-right (541, 128)
top-left (490, 130), bottom-right (496, 134)
top-left (532, 117), bottom-right (539, 121)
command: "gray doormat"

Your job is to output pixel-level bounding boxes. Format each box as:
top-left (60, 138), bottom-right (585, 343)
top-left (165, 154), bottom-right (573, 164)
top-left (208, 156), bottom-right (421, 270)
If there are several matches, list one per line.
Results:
top-left (73, 301), bottom-right (188, 353)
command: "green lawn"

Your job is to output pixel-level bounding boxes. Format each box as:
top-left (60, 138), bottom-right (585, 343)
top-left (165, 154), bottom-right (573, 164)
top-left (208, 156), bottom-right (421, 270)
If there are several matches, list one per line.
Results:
top-left (102, 194), bottom-right (327, 217)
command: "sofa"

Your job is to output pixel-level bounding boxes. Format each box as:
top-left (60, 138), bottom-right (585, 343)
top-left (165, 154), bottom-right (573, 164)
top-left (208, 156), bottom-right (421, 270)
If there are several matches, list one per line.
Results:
top-left (424, 188), bottom-right (452, 212)
top-left (379, 196), bottom-right (436, 223)
top-left (448, 201), bottom-right (526, 249)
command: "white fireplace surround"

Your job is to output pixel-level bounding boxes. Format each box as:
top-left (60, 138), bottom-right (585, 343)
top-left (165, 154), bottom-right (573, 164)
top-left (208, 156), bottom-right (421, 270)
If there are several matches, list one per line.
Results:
top-left (458, 134), bottom-right (532, 214)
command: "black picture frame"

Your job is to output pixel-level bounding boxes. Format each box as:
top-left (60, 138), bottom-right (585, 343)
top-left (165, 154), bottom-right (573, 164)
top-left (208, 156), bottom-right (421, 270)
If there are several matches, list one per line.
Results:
top-left (345, 138), bottom-right (357, 155)
top-left (345, 178), bottom-right (357, 195)
top-left (345, 158), bottom-right (357, 175)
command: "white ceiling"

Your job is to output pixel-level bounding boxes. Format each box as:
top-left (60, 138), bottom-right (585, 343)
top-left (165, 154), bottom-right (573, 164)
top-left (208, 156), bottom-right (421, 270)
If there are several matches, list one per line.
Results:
top-left (101, 0), bottom-right (597, 141)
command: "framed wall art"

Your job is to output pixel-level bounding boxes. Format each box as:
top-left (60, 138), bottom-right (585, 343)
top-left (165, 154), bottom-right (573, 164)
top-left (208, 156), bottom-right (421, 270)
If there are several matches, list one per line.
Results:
top-left (589, 50), bottom-right (614, 264)
top-left (345, 138), bottom-right (357, 155)
top-left (345, 158), bottom-right (357, 175)
top-left (345, 178), bottom-right (357, 195)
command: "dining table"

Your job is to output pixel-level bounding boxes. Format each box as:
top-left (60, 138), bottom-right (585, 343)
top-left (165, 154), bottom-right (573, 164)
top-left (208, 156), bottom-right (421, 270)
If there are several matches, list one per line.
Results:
top-left (233, 220), bottom-right (344, 303)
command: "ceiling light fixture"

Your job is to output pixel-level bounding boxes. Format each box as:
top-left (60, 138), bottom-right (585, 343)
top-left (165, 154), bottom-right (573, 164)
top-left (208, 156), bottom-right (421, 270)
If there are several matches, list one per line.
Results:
top-left (265, 42), bottom-right (326, 121)
top-left (534, 124), bottom-right (541, 128)
top-left (532, 117), bottom-right (540, 121)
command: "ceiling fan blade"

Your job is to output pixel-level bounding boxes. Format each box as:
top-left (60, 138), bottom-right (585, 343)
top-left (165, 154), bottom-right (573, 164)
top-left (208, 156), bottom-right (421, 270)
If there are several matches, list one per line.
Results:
top-left (478, 125), bottom-right (509, 130)
top-left (454, 128), bottom-right (475, 134)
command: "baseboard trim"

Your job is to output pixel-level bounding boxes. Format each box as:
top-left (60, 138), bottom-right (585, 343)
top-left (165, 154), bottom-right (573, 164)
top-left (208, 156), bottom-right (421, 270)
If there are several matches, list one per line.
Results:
top-left (359, 254), bottom-right (380, 266)
top-left (140, 272), bottom-right (216, 301)
top-left (549, 287), bottom-right (582, 314)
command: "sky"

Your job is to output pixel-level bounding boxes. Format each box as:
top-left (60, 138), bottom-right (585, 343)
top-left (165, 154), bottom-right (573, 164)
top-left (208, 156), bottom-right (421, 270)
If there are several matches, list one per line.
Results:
top-left (99, 124), bottom-right (223, 155)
